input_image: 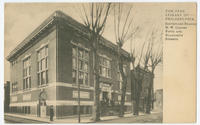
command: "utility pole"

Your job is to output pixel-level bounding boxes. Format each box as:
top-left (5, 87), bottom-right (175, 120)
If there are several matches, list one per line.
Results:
top-left (76, 47), bottom-right (80, 123)
top-left (78, 73), bottom-right (80, 123)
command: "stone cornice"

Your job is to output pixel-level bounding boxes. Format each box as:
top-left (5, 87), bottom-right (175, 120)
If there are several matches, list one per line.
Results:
top-left (7, 10), bottom-right (130, 62)
top-left (6, 13), bottom-right (57, 61)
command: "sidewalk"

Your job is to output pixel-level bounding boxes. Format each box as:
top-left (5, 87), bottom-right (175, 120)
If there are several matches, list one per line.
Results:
top-left (5, 113), bottom-right (92, 123)
top-left (5, 112), bottom-right (159, 123)
top-left (5, 113), bottom-right (52, 123)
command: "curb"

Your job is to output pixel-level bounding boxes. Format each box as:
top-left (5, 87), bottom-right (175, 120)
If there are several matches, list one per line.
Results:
top-left (5, 114), bottom-right (50, 123)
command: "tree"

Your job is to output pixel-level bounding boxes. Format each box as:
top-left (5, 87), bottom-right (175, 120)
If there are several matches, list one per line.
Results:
top-left (145, 30), bottom-right (163, 114)
top-left (130, 42), bottom-right (143, 115)
top-left (78, 3), bottom-right (112, 122)
top-left (130, 26), bottom-right (162, 115)
top-left (113, 3), bottom-right (138, 117)
top-left (130, 40), bottom-right (150, 115)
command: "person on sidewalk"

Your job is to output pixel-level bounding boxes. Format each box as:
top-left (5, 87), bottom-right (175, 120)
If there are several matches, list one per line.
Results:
top-left (50, 106), bottom-right (54, 121)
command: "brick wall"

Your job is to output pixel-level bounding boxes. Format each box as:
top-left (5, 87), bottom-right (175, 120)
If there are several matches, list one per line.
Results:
top-left (56, 18), bottom-right (132, 96)
top-left (10, 25), bottom-right (57, 105)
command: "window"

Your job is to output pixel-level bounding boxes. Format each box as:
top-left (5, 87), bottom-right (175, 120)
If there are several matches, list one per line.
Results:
top-left (80, 106), bottom-right (84, 114)
top-left (102, 91), bottom-right (109, 101)
top-left (72, 69), bottom-right (77, 83)
top-left (118, 95), bottom-right (127, 101)
top-left (12, 82), bottom-right (18, 93)
top-left (99, 56), bottom-right (111, 78)
top-left (123, 64), bottom-right (127, 76)
top-left (72, 46), bottom-right (89, 86)
top-left (37, 46), bottom-right (48, 86)
top-left (22, 106), bottom-right (30, 114)
top-left (85, 106), bottom-right (89, 114)
top-left (118, 95), bottom-right (121, 101)
top-left (118, 72), bottom-right (123, 90)
top-left (73, 106), bottom-right (78, 115)
top-left (27, 106), bottom-right (30, 114)
top-left (23, 57), bottom-right (31, 90)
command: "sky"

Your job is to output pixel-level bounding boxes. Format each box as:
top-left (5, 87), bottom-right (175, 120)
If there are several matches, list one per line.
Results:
top-left (4, 3), bottom-right (163, 91)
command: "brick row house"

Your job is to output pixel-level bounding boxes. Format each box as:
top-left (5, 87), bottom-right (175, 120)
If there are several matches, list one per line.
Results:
top-left (6, 11), bottom-right (132, 118)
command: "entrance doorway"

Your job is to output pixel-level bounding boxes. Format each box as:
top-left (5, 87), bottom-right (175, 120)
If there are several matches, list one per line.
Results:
top-left (102, 91), bottom-right (109, 102)
top-left (38, 89), bottom-right (47, 117)
top-left (40, 101), bottom-right (46, 117)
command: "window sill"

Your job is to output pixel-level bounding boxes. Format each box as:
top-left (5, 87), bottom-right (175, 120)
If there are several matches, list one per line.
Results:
top-left (23, 88), bottom-right (32, 92)
top-left (11, 91), bottom-right (19, 94)
top-left (80, 84), bottom-right (90, 88)
top-left (99, 75), bottom-right (112, 80)
top-left (38, 84), bottom-right (48, 88)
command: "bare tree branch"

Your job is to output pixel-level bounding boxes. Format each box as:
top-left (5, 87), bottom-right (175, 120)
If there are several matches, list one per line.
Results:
top-left (113, 3), bottom-right (136, 117)
top-left (97, 3), bottom-right (111, 34)
top-left (78, 3), bottom-right (112, 122)
top-left (82, 4), bottom-right (90, 28)
top-left (121, 7), bottom-right (132, 41)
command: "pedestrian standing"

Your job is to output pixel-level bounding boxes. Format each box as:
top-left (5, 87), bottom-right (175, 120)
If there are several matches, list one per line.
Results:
top-left (50, 106), bottom-right (54, 121)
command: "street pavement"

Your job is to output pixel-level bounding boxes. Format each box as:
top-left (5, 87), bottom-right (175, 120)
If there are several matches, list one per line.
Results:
top-left (97, 112), bottom-right (163, 123)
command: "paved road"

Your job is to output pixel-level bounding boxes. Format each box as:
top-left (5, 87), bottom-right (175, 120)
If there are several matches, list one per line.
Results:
top-left (4, 115), bottom-right (48, 123)
top-left (98, 112), bottom-right (163, 123)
